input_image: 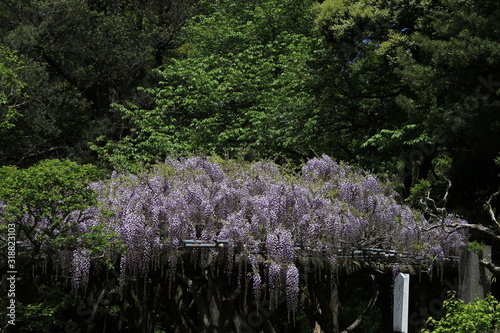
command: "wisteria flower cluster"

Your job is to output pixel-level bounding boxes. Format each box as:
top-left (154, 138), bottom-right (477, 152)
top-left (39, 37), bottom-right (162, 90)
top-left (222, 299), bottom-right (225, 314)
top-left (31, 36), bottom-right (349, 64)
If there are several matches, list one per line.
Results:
top-left (66, 155), bottom-right (467, 315)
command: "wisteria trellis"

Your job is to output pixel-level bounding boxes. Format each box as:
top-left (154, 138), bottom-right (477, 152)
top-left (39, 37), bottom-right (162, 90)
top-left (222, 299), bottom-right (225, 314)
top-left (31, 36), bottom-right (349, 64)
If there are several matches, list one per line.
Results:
top-left (48, 156), bottom-right (470, 317)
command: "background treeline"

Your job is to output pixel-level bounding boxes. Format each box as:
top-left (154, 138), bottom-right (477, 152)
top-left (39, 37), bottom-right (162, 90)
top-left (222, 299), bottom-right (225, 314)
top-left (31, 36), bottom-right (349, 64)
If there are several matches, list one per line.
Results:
top-left (1, 0), bottom-right (499, 224)
top-left (1, 1), bottom-right (500, 332)
top-left (0, 0), bottom-right (197, 165)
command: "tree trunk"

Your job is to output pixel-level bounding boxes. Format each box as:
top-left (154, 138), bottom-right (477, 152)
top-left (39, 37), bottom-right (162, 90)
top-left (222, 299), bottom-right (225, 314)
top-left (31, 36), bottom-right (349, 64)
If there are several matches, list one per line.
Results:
top-left (311, 279), bottom-right (340, 333)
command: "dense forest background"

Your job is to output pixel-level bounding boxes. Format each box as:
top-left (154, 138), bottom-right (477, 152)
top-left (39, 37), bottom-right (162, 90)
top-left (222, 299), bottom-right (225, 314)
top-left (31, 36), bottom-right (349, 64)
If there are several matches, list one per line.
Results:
top-left (1, 0), bottom-right (500, 332)
top-left (1, 0), bottom-right (499, 222)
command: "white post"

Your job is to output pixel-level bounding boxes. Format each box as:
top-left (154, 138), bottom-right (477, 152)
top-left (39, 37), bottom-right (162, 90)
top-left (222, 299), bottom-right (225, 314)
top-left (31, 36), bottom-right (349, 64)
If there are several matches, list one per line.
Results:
top-left (393, 273), bottom-right (410, 333)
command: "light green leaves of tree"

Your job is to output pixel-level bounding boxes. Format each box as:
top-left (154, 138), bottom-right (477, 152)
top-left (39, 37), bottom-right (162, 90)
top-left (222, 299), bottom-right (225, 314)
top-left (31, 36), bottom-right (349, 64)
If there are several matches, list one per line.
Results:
top-left (0, 159), bottom-right (106, 253)
top-left (94, 0), bottom-right (322, 169)
top-left (0, 46), bottom-right (26, 132)
top-left (422, 292), bottom-right (500, 333)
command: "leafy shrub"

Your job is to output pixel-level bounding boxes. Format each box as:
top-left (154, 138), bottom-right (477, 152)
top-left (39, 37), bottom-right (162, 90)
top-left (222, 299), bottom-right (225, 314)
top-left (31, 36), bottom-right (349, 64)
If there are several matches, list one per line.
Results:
top-left (423, 292), bottom-right (500, 333)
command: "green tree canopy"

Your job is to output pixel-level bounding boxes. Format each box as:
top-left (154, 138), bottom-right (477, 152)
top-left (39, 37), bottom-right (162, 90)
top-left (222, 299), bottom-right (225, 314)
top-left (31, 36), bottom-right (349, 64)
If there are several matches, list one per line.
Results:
top-left (93, 0), bottom-right (327, 169)
top-left (314, 0), bottom-right (500, 220)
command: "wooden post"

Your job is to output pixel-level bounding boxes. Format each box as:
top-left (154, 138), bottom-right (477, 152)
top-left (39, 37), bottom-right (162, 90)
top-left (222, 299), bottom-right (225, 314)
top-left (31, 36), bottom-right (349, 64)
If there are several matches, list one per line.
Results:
top-left (393, 273), bottom-right (410, 333)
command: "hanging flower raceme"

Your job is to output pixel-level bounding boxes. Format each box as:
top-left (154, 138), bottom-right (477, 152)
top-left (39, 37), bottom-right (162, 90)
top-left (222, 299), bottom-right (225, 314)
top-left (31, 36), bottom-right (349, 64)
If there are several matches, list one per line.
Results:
top-left (58, 155), bottom-right (467, 312)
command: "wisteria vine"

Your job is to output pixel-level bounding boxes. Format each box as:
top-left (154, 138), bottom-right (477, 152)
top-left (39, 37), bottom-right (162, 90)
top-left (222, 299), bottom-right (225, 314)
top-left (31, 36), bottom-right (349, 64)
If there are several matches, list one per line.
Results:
top-left (12, 155), bottom-right (469, 317)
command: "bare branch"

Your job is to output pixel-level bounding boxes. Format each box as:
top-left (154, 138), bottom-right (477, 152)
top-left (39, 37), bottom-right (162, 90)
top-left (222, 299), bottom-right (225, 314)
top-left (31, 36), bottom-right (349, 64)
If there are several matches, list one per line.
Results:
top-left (486, 186), bottom-right (500, 229)
top-left (422, 222), bottom-right (499, 241)
top-left (441, 176), bottom-right (452, 211)
top-left (420, 195), bottom-right (439, 220)
top-left (479, 259), bottom-right (500, 274)
top-left (419, 175), bottom-right (452, 223)
top-left (417, 176), bottom-right (500, 244)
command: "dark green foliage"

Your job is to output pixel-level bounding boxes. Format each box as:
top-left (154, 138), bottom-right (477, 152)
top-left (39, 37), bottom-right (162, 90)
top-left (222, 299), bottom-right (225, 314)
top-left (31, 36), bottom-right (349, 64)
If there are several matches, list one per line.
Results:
top-left (0, 0), bottom-right (197, 165)
top-left (1, 0), bottom-right (500, 331)
top-left (2, 0), bottom-right (499, 226)
top-left (314, 0), bottom-right (500, 220)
